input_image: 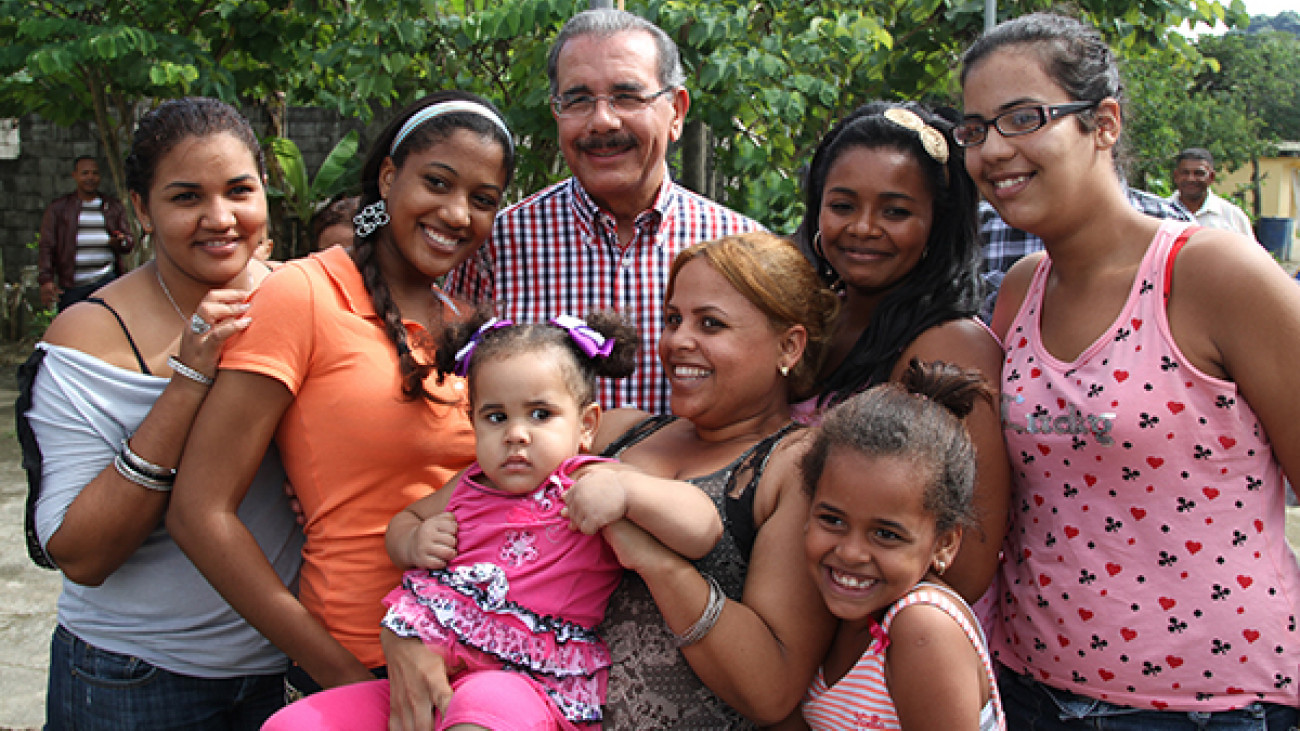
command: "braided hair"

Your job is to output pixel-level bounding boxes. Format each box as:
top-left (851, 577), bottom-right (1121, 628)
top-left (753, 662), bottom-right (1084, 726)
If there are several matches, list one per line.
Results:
top-left (352, 92), bottom-right (516, 401)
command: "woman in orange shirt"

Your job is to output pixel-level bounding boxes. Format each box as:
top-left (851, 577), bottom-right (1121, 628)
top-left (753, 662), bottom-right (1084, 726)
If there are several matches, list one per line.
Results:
top-left (168, 91), bottom-right (516, 691)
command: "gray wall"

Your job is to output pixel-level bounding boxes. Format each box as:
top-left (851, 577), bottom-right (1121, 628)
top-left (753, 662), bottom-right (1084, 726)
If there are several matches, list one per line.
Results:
top-left (0, 106), bottom-right (368, 283)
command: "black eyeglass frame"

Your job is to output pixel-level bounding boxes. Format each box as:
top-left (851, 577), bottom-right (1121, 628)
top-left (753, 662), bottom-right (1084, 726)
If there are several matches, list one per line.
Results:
top-left (953, 101), bottom-right (1100, 148)
top-left (549, 87), bottom-right (676, 118)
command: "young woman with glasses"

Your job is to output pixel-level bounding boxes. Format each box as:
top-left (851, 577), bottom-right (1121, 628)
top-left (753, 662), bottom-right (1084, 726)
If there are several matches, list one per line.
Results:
top-left (961, 12), bottom-right (1300, 729)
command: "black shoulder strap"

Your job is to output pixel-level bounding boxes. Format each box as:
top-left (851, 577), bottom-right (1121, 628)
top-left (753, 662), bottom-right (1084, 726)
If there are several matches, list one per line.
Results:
top-left (15, 348), bottom-right (57, 569)
top-left (598, 415), bottom-right (676, 458)
top-left (723, 421), bottom-right (803, 561)
top-left (84, 297), bottom-right (151, 375)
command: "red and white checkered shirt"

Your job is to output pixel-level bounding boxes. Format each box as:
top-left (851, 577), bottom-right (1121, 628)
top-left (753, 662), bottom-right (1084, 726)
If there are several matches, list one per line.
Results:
top-left (445, 176), bottom-right (762, 414)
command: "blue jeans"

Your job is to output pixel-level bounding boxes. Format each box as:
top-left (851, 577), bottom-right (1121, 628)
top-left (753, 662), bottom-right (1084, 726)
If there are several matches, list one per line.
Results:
top-left (1000, 667), bottom-right (1299, 731)
top-left (46, 625), bottom-right (285, 730)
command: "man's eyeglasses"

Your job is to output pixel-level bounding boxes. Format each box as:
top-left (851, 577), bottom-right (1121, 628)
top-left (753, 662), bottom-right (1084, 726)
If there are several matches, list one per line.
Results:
top-left (953, 101), bottom-right (1099, 148)
top-left (550, 87), bottom-right (675, 118)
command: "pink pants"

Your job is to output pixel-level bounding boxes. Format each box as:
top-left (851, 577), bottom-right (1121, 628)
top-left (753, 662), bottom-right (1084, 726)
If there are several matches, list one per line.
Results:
top-left (261, 671), bottom-right (576, 731)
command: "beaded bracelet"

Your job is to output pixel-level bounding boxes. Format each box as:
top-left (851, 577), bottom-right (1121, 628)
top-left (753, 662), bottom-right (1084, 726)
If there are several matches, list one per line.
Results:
top-left (671, 573), bottom-right (726, 647)
top-left (113, 453), bottom-right (173, 493)
top-left (167, 355), bottom-right (214, 387)
top-left (120, 438), bottom-right (176, 481)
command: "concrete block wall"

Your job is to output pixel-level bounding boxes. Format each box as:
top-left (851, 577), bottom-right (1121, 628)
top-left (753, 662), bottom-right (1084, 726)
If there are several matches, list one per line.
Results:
top-left (0, 107), bottom-right (369, 284)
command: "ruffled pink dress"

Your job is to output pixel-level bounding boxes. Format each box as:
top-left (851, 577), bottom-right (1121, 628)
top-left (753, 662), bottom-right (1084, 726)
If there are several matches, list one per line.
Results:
top-left (381, 455), bottom-right (622, 726)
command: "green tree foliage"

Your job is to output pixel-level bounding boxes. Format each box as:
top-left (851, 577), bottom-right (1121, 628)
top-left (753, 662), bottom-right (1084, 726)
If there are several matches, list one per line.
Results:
top-left (0, 0), bottom-right (329, 211)
top-left (1246, 10), bottom-right (1299, 35)
top-left (1123, 23), bottom-right (1300, 214)
top-left (2, 0), bottom-right (1242, 236)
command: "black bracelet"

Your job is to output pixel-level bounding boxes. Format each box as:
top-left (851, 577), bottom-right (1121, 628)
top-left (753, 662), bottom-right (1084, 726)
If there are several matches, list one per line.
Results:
top-left (120, 438), bottom-right (175, 481)
top-left (113, 453), bottom-right (173, 493)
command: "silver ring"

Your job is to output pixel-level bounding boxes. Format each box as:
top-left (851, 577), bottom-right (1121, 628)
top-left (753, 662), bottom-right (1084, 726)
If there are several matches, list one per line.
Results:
top-left (189, 312), bottom-right (212, 335)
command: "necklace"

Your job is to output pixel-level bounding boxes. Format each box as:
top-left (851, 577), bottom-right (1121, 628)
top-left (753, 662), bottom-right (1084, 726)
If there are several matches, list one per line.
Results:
top-left (155, 265), bottom-right (188, 324)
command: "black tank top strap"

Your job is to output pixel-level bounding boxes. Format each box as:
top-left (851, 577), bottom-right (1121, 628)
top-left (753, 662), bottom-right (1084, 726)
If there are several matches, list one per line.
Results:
top-left (599, 414), bottom-right (677, 458)
top-left (84, 297), bottom-right (151, 375)
top-left (723, 421), bottom-right (803, 561)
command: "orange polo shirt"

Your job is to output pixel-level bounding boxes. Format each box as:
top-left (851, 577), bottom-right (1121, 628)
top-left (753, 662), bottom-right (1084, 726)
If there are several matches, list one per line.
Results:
top-left (222, 245), bottom-right (474, 667)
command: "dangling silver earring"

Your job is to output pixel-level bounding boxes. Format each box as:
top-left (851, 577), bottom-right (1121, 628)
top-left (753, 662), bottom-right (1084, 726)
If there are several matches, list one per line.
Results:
top-left (353, 199), bottom-right (390, 238)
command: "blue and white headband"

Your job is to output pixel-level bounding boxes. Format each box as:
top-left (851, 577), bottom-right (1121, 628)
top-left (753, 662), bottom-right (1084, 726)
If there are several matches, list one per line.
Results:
top-left (389, 100), bottom-right (514, 156)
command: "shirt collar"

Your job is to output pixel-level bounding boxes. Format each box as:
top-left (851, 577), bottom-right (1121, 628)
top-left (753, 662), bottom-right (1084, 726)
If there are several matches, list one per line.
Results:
top-left (568, 175), bottom-right (675, 247)
top-left (315, 244), bottom-right (375, 318)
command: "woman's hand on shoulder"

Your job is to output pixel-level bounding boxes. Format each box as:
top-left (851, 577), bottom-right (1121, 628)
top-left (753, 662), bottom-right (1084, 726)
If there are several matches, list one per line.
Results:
top-left (172, 287), bottom-right (253, 381)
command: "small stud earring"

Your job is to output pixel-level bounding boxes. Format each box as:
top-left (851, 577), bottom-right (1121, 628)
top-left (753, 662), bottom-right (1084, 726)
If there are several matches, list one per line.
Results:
top-left (779, 365), bottom-right (790, 377)
top-left (934, 560), bottom-right (946, 574)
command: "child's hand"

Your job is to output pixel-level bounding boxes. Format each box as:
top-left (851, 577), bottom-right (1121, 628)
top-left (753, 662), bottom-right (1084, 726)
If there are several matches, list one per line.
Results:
top-left (601, 518), bottom-right (673, 573)
top-left (405, 512), bottom-right (459, 569)
top-left (563, 468), bottom-right (629, 534)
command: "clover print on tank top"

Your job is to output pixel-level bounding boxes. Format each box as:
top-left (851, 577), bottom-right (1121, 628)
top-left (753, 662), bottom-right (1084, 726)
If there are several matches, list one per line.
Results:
top-left (991, 221), bottom-right (1299, 711)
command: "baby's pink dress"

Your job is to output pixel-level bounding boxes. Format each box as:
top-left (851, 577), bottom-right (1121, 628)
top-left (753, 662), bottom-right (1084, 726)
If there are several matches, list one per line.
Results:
top-left (382, 455), bottom-right (622, 726)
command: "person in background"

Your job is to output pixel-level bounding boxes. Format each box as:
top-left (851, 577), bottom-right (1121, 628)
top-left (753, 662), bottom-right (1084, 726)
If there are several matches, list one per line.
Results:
top-left (445, 7), bottom-right (761, 415)
top-left (309, 195), bottom-right (360, 251)
top-left (962, 12), bottom-right (1300, 727)
top-left (1168, 147), bottom-right (1254, 237)
top-left (38, 156), bottom-right (136, 310)
top-left (23, 97), bottom-right (299, 730)
top-left (978, 190), bottom-right (1192, 322)
top-left (167, 92), bottom-right (514, 692)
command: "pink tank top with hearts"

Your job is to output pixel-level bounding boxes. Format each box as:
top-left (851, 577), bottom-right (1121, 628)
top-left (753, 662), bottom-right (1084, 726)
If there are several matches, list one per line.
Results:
top-left (992, 220), bottom-right (1300, 712)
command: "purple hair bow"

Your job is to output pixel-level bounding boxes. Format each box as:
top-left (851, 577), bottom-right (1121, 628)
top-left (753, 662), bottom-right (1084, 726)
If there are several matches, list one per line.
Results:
top-left (453, 317), bottom-right (513, 376)
top-left (551, 314), bottom-right (614, 359)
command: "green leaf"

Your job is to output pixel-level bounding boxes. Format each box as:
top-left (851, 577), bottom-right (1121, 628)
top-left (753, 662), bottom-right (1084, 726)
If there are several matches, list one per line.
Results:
top-left (312, 130), bottom-right (362, 201)
top-left (269, 136), bottom-right (312, 221)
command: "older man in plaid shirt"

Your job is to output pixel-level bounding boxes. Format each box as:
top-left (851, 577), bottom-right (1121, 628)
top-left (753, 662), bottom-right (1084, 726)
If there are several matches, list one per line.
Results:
top-left (979, 187), bottom-right (1192, 322)
top-left (446, 9), bottom-right (761, 415)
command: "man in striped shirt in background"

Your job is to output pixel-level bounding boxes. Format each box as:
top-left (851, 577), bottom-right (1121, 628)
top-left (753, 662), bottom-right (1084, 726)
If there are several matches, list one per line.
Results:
top-left (38, 156), bottom-right (135, 311)
top-left (446, 8), bottom-right (762, 415)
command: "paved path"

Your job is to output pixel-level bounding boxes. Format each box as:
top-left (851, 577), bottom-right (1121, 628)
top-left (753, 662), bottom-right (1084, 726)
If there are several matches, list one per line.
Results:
top-left (0, 387), bottom-right (61, 731)
top-left (1, 385), bottom-right (1298, 729)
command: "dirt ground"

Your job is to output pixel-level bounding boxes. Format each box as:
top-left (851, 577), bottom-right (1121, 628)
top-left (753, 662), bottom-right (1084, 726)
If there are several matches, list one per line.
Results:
top-left (0, 339), bottom-right (60, 731)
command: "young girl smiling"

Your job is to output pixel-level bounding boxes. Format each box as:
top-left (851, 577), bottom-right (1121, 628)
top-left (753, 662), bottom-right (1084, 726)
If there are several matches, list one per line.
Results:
top-left (798, 360), bottom-right (1005, 731)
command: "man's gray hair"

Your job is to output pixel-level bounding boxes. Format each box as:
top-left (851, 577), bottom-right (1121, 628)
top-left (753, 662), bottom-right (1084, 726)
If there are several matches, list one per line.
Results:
top-left (546, 8), bottom-right (686, 96)
top-left (1175, 147), bottom-right (1215, 169)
